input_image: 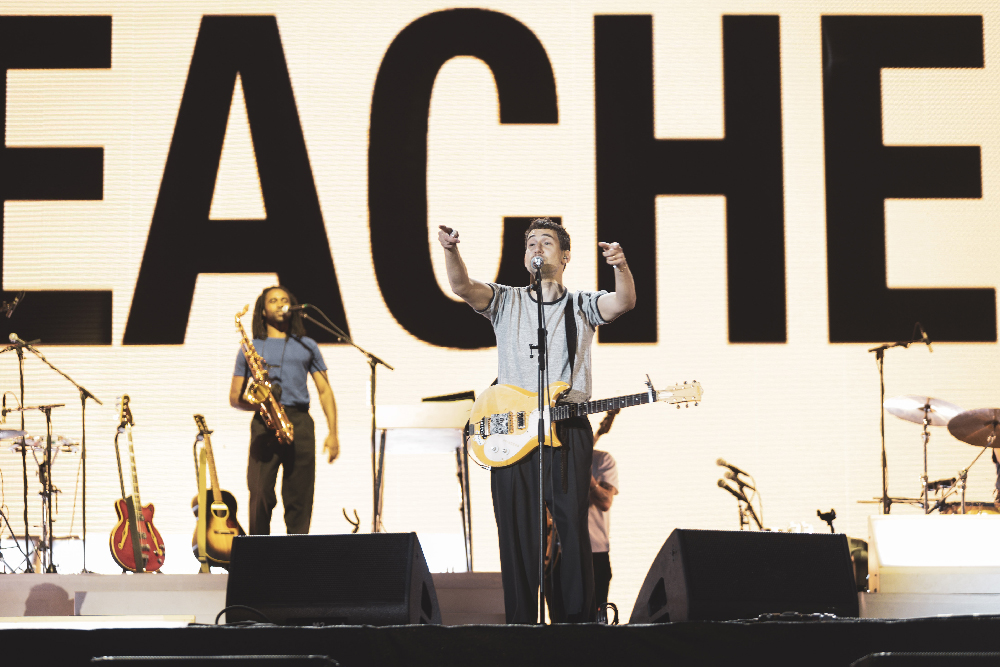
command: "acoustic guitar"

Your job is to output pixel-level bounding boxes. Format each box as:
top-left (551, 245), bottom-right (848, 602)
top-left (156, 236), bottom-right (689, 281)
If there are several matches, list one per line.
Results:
top-left (191, 414), bottom-right (244, 568)
top-left (109, 395), bottom-right (166, 572)
top-left (466, 379), bottom-right (703, 468)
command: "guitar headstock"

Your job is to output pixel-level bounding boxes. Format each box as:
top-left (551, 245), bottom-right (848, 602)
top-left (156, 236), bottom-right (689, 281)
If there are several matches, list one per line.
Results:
top-left (656, 381), bottom-right (703, 406)
top-left (194, 414), bottom-right (212, 437)
top-left (116, 394), bottom-right (134, 429)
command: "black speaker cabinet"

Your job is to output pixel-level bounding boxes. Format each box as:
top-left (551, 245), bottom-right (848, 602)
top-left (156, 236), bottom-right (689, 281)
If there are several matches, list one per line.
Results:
top-left (629, 529), bottom-right (859, 623)
top-left (226, 533), bottom-right (441, 625)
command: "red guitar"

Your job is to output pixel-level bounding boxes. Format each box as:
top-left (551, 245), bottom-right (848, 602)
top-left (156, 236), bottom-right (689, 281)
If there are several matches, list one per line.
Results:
top-left (109, 395), bottom-right (165, 573)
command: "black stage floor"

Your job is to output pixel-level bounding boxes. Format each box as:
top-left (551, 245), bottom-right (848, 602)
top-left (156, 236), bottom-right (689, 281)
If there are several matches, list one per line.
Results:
top-left (5, 616), bottom-right (1000, 667)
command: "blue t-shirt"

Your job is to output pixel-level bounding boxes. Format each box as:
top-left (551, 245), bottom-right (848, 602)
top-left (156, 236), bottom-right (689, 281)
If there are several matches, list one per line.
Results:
top-left (234, 335), bottom-right (327, 408)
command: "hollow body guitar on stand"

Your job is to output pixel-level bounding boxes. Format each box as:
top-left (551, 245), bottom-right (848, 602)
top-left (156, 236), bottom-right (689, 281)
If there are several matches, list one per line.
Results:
top-left (191, 414), bottom-right (244, 569)
top-left (466, 379), bottom-right (703, 468)
top-left (109, 395), bottom-right (165, 573)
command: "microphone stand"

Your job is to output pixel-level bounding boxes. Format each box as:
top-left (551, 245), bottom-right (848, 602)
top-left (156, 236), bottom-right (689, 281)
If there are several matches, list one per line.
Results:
top-left (868, 332), bottom-right (925, 515)
top-left (0, 338), bottom-right (99, 572)
top-left (293, 306), bottom-right (393, 533)
top-left (21, 344), bottom-right (101, 572)
top-left (528, 262), bottom-right (547, 625)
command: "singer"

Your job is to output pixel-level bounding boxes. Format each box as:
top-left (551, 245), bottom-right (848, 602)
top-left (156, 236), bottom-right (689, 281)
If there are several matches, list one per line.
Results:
top-left (229, 285), bottom-right (339, 535)
top-left (437, 217), bottom-right (635, 623)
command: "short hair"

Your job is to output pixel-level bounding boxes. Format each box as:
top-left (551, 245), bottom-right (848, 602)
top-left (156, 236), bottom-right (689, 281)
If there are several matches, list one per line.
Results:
top-left (524, 217), bottom-right (570, 252)
top-left (252, 285), bottom-right (307, 339)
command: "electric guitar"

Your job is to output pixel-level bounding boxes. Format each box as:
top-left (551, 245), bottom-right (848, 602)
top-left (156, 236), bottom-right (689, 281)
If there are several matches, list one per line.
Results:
top-left (466, 379), bottom-right (703, 468)
top-left (191, 414), bottom-right (245, 568)
top-left (109, 395), bottom-right (166, 572)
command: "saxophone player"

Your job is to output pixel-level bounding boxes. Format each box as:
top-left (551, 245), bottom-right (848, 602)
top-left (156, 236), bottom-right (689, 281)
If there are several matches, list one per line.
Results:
top-left (229, 285), bottom-right (339, 535)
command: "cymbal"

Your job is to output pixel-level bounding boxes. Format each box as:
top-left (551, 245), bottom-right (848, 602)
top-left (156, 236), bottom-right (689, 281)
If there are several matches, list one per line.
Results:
top-left (884, 395), bottom-right (963, 426)
top-left (0, 429), bottom-right (27, 439)
top-left (948, 408), bottom-right (1000, 448)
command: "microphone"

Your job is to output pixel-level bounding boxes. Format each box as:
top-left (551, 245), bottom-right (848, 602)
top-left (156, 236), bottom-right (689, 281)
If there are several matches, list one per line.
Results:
top-left (280, 304), bottom-right (309, 313)
top-left (531, 256), bottom-right (544, 270)
top-left (8, 333), bottom-right (28, 346)
top-left (717, 458), bottom-right (750, 477)
top-left (717, 478), bottom-right (745, 501)
top-left (717, 479), bottom-right (762, 528)
top-left (724, 470), bottom-right (756, 491)
top-left (5, 291), bottom-right (24, 319)
top-left (917, 322), bottom-right (933, 353)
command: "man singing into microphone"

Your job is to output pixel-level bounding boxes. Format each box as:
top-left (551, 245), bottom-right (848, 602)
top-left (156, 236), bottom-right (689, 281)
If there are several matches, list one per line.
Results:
top-left (438, 218), bottom-right (635, 623)
top-left (229, 285), bottom-right (339, 535)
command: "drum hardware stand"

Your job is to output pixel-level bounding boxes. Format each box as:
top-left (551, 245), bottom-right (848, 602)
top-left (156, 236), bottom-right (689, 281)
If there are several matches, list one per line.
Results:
top-left (955, 446), bottom-right (990, 515)
top-left (868, 327), bottom-right (927, 515)
top-left (8, 403), bottom-right (66, 572)
top-left (290, 305), bottom-right (393, 533)
top-left (920, 404), bottom-right (931, 513)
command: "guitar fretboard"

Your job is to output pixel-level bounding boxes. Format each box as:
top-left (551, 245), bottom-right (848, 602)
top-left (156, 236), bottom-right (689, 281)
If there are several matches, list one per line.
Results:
top-left (552, 392), bottom-right (650, 421)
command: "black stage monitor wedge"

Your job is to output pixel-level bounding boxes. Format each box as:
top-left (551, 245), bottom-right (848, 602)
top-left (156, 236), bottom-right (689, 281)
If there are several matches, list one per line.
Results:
top-left (226, 533), bottom-right (441, 626)
top-left (629, 529), bottom-right (859, 623)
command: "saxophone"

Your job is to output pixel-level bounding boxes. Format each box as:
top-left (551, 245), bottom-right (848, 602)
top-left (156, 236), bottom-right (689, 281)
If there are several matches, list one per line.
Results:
top-left (236, 305), bottom-right (294, 445)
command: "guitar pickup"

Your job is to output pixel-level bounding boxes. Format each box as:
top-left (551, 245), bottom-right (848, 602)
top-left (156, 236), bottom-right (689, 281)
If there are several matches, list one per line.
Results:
top-left (516, 412), bottom-right (526, 429)
top-left (489, 413), bottom-right (511, 435)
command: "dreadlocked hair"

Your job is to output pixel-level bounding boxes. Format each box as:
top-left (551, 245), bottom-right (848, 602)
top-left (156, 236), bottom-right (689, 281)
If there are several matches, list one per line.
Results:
top-left (524, 217), bottom-right (571, 251)
top-left (251, 285), bottom-right (307, 339)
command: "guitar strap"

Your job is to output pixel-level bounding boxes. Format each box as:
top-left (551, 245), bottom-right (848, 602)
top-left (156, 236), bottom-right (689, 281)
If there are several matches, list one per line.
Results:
top-left (560, 292), bottom-right (577, 493)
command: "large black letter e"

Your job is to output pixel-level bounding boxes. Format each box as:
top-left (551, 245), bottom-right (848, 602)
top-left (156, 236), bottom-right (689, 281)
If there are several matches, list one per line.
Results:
top-left (823, 16), bottom-right (994, 342)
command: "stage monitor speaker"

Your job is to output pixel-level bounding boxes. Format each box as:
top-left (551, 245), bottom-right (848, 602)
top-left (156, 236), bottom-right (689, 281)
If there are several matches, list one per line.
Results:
top-left (629, 529), bottom-right (859, 623)
top-left (226, 533), bottom-right (441, 626)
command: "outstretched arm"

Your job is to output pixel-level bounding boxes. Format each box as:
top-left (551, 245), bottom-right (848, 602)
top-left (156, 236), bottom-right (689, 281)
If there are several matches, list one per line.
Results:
top-left (438, 225), bottom-right (494, 312)
top-left (596, 241), bottom-right (636, 322)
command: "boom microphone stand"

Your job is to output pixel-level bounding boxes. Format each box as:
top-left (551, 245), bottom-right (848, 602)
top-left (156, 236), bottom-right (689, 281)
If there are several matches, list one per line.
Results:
top-left (286, 305), bottom-right (393, 532)
top-left (868, 323), bottom-right (930, 515)
top-left (528, 256), bottom-right (547, 625)
top-left (22, 344), bottom-right (100, 571)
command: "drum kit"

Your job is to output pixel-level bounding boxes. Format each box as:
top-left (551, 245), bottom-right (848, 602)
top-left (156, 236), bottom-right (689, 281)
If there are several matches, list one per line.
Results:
top-left (2, 406), bottom-right (82, 573)
top-left (879, 395), bottom-right (1000, 515)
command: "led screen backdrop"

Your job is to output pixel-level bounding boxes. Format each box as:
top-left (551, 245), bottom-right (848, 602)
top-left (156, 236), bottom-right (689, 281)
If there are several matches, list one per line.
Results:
top-left (0, 0), bottom-right (998, 617)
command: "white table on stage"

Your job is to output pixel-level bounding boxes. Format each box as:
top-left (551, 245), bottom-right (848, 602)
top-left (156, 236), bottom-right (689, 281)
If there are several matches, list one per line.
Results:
top-left (373, 399), bottom-right (474, 570)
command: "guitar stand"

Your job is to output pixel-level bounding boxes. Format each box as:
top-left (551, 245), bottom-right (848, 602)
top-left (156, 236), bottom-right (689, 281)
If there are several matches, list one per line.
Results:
top-left (193, 438), bottom-right (210, 574)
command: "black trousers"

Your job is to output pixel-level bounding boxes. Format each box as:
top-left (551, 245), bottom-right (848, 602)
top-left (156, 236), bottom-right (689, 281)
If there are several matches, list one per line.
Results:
top-left (593, 551), bottom-right (612, 607)
top-left (491, 417), bottom-right (595, 623)
top-left (246, 407), bottom-right (315, 535)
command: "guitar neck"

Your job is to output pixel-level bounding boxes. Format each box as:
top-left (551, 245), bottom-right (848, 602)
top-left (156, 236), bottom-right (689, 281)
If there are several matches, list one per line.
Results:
top-left (203, 433), bottom-right (222, 500)
top-left (551, 392), bottom-right (650, 422)
top-left (126, 425), bottom-right (142, 510)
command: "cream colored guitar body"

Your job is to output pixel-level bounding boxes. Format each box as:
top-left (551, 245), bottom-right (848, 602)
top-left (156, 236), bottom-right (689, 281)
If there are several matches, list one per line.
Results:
top-left (466, 379), bottom-right (703, 468)
top-left (467, 382), bottom-right (570, 467)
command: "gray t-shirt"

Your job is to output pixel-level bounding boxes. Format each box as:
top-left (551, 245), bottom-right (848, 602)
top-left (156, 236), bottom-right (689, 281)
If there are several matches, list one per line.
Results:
top-left (477, 284), bottom-right (608, 404)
